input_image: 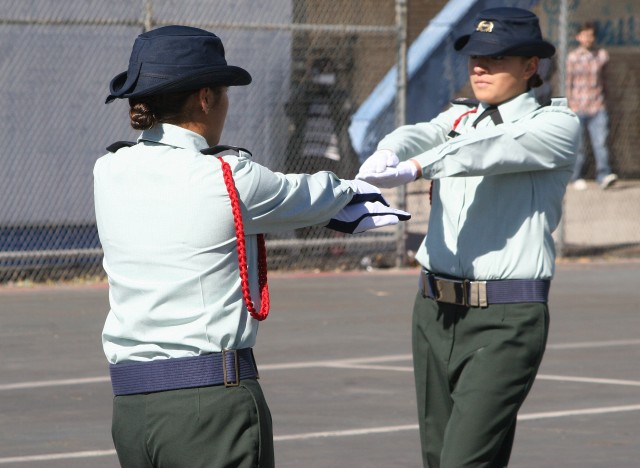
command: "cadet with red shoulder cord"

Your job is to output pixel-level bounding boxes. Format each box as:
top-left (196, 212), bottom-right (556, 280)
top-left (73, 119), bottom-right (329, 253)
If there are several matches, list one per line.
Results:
top-left (95, 25), bottom-right (409, 468)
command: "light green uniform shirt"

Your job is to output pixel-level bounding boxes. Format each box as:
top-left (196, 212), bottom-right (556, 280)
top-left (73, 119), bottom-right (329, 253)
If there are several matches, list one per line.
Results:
top-left (94, 124), bottom-right (354, 363)
top-left (378, 90), bottom-right (579, 281)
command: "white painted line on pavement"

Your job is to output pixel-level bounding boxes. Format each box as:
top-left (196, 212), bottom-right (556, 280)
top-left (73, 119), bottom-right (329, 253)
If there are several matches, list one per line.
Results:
top-left (274, 424), bottom-right (418, 441)
top-left (547, 339), bottom-right (640, 350)
top-left (517, 404), bottom-right (640, 421)
top-left (0, 450), bottom-right (116, 465)
top-left (537, 374), bottom-right (640, 387)
top-left (260, 353), bottom-right (412, 370)
top-left (0, 376), bottom-right (109, 391)
top-left (275, 403), bottom-right (640, 442)
top-left (328, 363), bottom-right (414, 372)
top-left (3, 337), bottom-right (640, 392)
top-left (2, 404), bottom-right (640, 463)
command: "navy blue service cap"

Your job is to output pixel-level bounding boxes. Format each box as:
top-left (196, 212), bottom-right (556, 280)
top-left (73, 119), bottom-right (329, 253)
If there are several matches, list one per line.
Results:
top-left (454, 7), bottom-right (555, 58)
top-left (106, 25), bottom-right (251, 104)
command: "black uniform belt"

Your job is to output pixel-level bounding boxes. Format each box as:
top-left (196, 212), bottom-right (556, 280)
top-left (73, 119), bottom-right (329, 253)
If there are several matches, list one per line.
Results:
top-left (420, 270), bottom-right (550, 307)
top-left (109, 348), bottom-right (258, 396)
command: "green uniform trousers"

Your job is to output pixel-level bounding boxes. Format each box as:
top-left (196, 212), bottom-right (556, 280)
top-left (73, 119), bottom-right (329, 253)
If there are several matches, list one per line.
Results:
top-left (412, 292), bottom-right (549, 468)
top-left (111, 378), bottom-right (274, 468)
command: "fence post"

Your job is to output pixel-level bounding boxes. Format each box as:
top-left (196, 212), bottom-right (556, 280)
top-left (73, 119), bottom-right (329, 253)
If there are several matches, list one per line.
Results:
top-left (394, 0), bottom-right (408, 268)
top-left (143, 0), bottom-right (153, 32)
top-left (556, 0), bottom-right (569, 257)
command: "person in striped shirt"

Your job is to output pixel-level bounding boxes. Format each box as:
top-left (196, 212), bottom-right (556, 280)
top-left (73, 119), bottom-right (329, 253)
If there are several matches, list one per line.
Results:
top-left (566, 21), bottom-right (617, 190)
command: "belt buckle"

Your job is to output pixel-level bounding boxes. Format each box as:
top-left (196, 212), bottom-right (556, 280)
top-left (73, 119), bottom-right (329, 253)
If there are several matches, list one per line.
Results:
top-left (434, 277), bottom-right (467, 306)
top-left (222, 349), bottom-right (240, 387)
top-left (467, 280), bottom-right (488, 308)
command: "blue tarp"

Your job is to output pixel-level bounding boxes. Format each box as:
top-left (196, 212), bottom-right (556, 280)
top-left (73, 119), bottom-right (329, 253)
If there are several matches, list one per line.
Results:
top-left (348, 0), bottom-right (540, 161)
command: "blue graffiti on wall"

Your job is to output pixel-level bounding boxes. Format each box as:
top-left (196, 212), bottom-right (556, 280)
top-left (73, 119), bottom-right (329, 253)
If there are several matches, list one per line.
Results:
top-left (543, 0), bottom-right (640, 46)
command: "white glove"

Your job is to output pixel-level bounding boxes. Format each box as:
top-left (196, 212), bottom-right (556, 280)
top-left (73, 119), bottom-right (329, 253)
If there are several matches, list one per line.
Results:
top-left (326, 200), bottom-right (411, 234)
top-left (346, 178), bottom-right (397, 207)
top-left (356, 149), bottom-right (418, 189)
top-left (358, 149), bottom-right (399, 174)
top-left (347, 180), bottom-right (380, 196)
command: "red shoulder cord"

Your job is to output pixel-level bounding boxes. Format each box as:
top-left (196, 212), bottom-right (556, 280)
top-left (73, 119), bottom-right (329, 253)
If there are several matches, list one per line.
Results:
top-left (217, 156), bottom-right (270, 321)
top-left (428, 108), bottom-right (478, 205)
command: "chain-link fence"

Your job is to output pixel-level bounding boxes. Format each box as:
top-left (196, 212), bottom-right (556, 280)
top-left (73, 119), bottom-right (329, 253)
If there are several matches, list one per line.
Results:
top-left (404, 0), bottom-right (640, 262)
top-left (1, 0), bottom-right (639, 283)
top-left (0, 0), bottom-right (405, 282)
top-left (539, 1), bottom-right (640, 258)
top-left (536, 0), bottom-right (640, 258)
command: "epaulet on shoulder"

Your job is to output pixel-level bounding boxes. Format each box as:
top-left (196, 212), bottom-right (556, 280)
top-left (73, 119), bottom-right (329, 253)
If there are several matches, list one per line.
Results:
top-left (201, 145), bottom-right (252, 157)
top-left (450, 97), bottom-right (479, 108)
top-left (106, 141), bottom-right (136, 153)
top-left (547, 97), bottom-right (565, 107)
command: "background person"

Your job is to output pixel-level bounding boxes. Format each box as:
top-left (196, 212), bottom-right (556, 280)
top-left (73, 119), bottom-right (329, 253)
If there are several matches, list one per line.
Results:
top-left (566, 21), bottom-right (617, 190)
top-left (356, 8), bottom-right (579, 467)
top-left (96, 25), bottom-right (409, 468)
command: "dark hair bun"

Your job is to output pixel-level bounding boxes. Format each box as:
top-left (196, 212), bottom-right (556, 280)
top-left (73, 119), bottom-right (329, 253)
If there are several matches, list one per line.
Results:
top-left (129, 102), bottom-right (157, 130)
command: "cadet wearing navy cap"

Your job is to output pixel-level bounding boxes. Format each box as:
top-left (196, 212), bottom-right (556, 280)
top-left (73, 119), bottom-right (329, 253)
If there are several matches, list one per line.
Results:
top-left (357, 7), bottom-right (579, 467)
top-left (96, 25), bottom-right (409, 468)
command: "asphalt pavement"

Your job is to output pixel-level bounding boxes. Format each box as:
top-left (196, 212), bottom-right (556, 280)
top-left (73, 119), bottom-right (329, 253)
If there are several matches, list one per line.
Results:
top-left (1, 262), bottom-right (640, 467)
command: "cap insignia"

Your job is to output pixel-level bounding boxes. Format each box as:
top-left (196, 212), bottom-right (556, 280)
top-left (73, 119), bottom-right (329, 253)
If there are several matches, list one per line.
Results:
top-left (476, 21), bottom-right (494, 33)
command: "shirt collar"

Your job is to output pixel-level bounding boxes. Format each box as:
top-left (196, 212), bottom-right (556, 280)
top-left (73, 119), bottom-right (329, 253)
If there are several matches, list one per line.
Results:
top-left (478, 90), bottom-right (539, 123)
top-left (138, 123), bottom-right (210, 152)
